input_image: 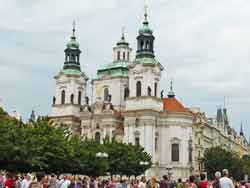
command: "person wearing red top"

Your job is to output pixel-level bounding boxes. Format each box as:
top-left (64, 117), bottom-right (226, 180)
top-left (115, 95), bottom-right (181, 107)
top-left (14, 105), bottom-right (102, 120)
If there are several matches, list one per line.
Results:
top-left (5, 173), bottom-right (13, 188)
top-left (199, 174), bottom-right (208, 188)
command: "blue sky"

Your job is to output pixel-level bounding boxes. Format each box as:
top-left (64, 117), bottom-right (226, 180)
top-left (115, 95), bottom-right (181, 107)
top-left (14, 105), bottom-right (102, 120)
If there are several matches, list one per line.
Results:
top-left (0, 0), bottom-right (249, 138)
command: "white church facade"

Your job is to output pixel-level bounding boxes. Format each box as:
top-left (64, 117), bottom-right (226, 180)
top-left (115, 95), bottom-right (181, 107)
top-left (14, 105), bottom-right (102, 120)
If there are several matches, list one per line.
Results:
top-left (50, 10), bottom-right (250, 179)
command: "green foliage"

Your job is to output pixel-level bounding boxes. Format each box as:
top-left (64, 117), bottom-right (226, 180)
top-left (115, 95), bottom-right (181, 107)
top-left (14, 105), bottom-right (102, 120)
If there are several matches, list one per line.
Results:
top-left (242, 155), bottom-right (250, 177)
top-left (0, 114), bottom-right (152, 176)
top-left (104, 139), bottom-right (151, 176)
top-left (203, 146), bottom-right (247, 180)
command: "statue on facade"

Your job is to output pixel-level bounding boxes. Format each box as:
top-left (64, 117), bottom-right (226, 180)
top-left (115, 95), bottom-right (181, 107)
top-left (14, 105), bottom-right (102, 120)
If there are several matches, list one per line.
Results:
top-left (148, 87), bottom-right (151, 96)
top-left (161, 90), bottom-right (164, 98)
top-left (85, 96), bottom-right (89, 105)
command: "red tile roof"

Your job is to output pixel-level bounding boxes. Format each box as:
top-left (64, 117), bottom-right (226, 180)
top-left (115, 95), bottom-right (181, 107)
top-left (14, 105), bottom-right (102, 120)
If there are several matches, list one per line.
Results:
top-left (163, 97), bottom-right (189, 113)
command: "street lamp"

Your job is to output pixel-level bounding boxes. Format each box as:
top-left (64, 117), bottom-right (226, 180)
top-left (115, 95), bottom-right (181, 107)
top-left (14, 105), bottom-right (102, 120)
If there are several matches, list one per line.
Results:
top-left (96, 152), bottom-right (109, 177)
top-left (140, 161), bottom-right (149, 176)
top-left (140, 161), bottom-right (149, 166)
top-left (96, 152), bottom-right (109, 158)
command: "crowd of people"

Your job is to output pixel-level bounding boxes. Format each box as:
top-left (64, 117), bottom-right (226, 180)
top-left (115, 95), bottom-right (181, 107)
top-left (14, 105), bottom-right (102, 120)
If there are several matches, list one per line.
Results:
top-left (0, 169), bottom-right (249, 188)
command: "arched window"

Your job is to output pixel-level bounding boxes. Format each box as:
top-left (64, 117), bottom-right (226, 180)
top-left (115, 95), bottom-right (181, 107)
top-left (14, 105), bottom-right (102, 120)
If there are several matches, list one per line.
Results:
top-left (61, 90), bottom-right (65, 104)
top-left (117, 51), bottom-right (120, 60)
top-left (104, 88), bottom-right (109, 101)
top-left (78, 91), bottom-right (82, 105)
top-left (136, 81), bottom-right (141, 97)
top-left (135, 137), bottom-right (140, 146)
top-left (154, 82), bottom-right (157, 97)
top-left (52, 96), bottom-right (56, 105)
top-left (172, 143), bottom-right (179, 162)
top-left (146, 40), bottom-right (149, 49)
top-left (123, 52), bottom-right (126, 60)
top-left (147, 86), bottom-right (151, 96)
top-left (124, 87), bottom-right (129, 99)
top-left (140, 41), bottom-right (144, 50)
top-left (70, 94), bottom-right (74, 104)
top-left (95, 132), bottom-right (101, 144)
top-left (127, 52), bottom-right (130, 61)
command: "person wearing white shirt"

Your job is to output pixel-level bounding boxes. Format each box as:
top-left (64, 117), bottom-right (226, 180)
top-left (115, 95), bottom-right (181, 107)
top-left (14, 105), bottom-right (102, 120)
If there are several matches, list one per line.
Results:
top-left (57, 176), bottom-right (71, 188)
top-left (138, 177), bottom-right (147, 188)
top-left (219, 169), bottom-right (235, 188)
top-left (21, 174), bottom-right (31, 188)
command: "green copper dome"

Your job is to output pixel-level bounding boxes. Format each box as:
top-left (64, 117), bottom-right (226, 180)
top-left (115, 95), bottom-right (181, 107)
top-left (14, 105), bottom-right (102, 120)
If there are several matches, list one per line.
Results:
top-left (66, 36), bottom-right (79, 49)
top-left (139, 21), bottom-right (153, 34)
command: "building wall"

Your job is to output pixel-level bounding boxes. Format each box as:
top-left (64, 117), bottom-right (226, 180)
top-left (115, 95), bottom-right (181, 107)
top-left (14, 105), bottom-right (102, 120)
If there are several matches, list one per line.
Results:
top-left (92, 77), bottom-right (128, 111)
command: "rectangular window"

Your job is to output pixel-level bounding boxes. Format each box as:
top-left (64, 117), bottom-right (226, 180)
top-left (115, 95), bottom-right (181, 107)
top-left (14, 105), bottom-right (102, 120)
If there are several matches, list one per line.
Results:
top-left (172, 143), bottom-right (179, 162)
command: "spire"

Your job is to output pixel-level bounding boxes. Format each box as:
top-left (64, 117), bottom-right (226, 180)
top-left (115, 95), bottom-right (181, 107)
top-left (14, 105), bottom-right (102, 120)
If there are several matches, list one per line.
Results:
top-left (72, 20), bottom-right (76, 39)
top-left (121, 26), bottom-right (125, 40)
top-left (63, 21), bottom-right (81, 72)
top-left (117, 26), bottom-right (128, 46)
top-left (168, 79), bottom-right (175, 98)
top-left (136, 2), bottom-right (155, 59)
top-left (240, 121), bottom-right (244, 136)
top-left (216, 106), bottom-right (223, 124)
top-left (29, 109), bottom-right (36, 122)
top-left (66, 20), bottom-right (79, 49)
top-left (144, 1), bottom-right (148, 23)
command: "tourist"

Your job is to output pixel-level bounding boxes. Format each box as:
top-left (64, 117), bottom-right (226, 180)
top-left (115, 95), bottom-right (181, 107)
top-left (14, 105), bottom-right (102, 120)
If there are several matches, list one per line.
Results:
top-left (82, 177), bottom-right (88, 188)
top-left (5, 173), bottom-right (14, 188)
top-left (199, 174), bottom-right (208, 188)
top-left (14, 175), bottom-right (22, 188)
top-left (148, 177), bottom-right (158, 188)
top-left (219, 169), bottom-right (234, 188)
top-left (0, 173), bottom-right (4, 188)
top-left (187, 176), bottom-right (197, 188)
top-left (212, 171), bottom-right (221, 188)
top-left (159, 176), bottom-right (169, 188)
top-left (28, 172), bottom-right (45, 188)
top-left (21, 174), bottom-right (32, 188)
top-left (89, 177), bottom-right (97, 188)
top-left (76, 177), bottom-right (82, 188)
top-left (194, 174), bottom-right (200, 188)
top-left (48, 175), bottom-right (57, 188)
top-left (132, 179), bottom-right (139, 188)
top-left (138, 177), bottom-right (147, 188)
top-left (245, 181), bottom-right (250, 188)
top-left (57, 176), bottom-right (71, 188)
top-left (176, 179), bottom-right (183, 188)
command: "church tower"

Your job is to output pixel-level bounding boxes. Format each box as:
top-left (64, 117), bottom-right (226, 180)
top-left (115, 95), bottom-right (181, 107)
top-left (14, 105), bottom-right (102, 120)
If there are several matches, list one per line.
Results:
top-left (92, 29), bottom-right (132, 110)
top-left (126, 6), bottom-right (164, 111)
top-left (50, 22), bottom-right (88, 127)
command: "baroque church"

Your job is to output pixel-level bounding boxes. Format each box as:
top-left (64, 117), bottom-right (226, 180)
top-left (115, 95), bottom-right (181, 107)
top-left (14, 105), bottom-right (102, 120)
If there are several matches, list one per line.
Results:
top-left (50, 9), bottom-right (250, 179)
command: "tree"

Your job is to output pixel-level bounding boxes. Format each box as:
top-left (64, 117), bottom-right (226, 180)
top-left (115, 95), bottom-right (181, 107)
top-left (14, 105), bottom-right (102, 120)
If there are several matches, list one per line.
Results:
top-left (203, 147), bottom-right (244, 180)
top-left (0, 108), bottom-right (152, 176)
top-left (103, 138), bottom-right (152, 177)
top-left (242, 155), bottom-right (250, 178)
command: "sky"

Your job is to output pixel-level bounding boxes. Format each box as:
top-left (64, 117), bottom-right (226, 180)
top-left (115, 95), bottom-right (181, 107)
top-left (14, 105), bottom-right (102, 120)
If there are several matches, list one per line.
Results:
top-left (0, 0), bottom-right (249, 138)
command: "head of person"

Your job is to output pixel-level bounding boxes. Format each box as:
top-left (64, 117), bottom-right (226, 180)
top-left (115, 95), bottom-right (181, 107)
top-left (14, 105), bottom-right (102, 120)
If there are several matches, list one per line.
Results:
top-left (214, 172), bottom-right (221, 180)
top-left (26, 174), bottom-right (31, 181)
top-left (178, 179), bottom-right (182, 183)
top-left (163, 175), bottom-right (168, 181)
top-left (151, 177), bottom-right (157, 183)
top-left (141, 176), bottom-right (146, 183)
top-left (222, 169), bottom-right (229, 177)
top-left (36, 172), bottom-right (45, 182)
top-left (189, 176), bottom-right (195, 183)
top-left (200, 174), bottom-right (206, 181)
